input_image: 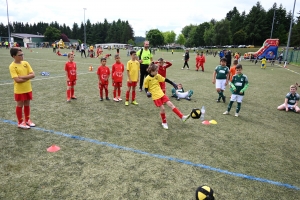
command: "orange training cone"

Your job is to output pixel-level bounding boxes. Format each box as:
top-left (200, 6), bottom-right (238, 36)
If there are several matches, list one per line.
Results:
top-left (47, 145), bottom-right (60, 152)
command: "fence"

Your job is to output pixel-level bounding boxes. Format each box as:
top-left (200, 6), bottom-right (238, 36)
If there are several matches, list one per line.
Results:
top-left (284, 50), bottom-right (300, 65)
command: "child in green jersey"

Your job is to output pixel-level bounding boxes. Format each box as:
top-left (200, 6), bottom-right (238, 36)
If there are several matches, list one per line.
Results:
top-left (277, 85), bottom-right (300, 113)
top-left (212, 57), bottom-right (229, 103)
top-left (223, 64), bottom-right (249, 117)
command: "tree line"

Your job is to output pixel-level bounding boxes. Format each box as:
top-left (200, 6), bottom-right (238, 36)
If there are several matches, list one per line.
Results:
top-left (146, 2), bottom-right (300, 47)
top-left (0, 19), bottom-right (134, 45)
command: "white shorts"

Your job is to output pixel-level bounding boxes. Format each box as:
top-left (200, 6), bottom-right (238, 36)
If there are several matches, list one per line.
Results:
top-left (230, 94), bottom-right (244, 102)
top-left (279, 104), bottom-right (299, 110)
top-left (216, 79), bottom-right (227, 90)
top-left (177, 91), bottom-right (189, 99)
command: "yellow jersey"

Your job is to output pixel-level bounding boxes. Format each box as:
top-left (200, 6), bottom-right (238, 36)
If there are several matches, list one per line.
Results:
top-left (262, 58), bottom-right (266, 64)
top-left (126, 60), bottom-right (140, 81)
top-left (144, 74), bottom-right (165, 100)
top-left (9, 61), bottom-right (34, 94)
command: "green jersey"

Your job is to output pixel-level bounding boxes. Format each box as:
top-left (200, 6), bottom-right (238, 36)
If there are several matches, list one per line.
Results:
top-left (230, 73), bottom-right (249, 96)
top-left (137, 48), bottom-right (152, 65)
top-left (285, 92), bottom-right (299, 105)
top-left (215, 65), bottom-right (229, 79)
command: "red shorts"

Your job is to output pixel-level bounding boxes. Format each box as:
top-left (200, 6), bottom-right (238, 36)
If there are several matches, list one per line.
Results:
top-left (14, 91), bottom-right (32, 101)
top-left (67, 81), bottom-right (76, 86)
top-left (127, 81), bottom-right (137, 87)
top-left (113, 82), bottom-right (122, 87)
top-left (153, 95), bottom-right (169, 107)
top-left (99, 83), bottom-right (108, 89)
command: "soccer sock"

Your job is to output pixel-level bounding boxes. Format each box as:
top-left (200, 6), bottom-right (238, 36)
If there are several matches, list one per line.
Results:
top-left (99, 86), bottom-right (103, 98)
top-left (172, 107), bottom-right (183, 118)
top-left (24, 106), bottom-right (30, 122)
top-left (188, 90), bottom-right (193, 97)
top-left (218, 91), bottom-right (222, 100)
top-left (117, 88), bottom-right (121, 97)
top-left (113, 90), bottom-right (116, 98)
top-left (126, 91), bottom-right (129, 101)
top-left (132, 91), bottom-right (136, 101)
top-left (228, 101), bottom-right (234, 112)
top-left (66, 89), bottom-right (71, 99)
top-left (105, 88), bottom-right (108, 98)
top-left (160, 113), bottom-right (167, 123)
top-left (16, 106), bottom-right (23, 124)
top-left (236, 102), bottom-right (241, 113)
top-left (71, 88), bottom-right (74, 97)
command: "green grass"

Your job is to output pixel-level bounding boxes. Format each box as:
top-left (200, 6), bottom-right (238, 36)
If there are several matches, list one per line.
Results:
top-left (0, 47), bottom-right (300, 200)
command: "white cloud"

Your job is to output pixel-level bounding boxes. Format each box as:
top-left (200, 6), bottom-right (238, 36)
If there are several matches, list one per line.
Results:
top-left (0, 0), bottom-right (298, 38)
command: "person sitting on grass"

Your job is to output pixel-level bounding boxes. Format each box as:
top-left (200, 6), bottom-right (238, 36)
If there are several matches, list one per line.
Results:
top-left (171, 83), bottom-right (193, 101)
top-left (56, 50), bottom-right (62, 56)
top-left (277, 84), bottom-right (300, 113)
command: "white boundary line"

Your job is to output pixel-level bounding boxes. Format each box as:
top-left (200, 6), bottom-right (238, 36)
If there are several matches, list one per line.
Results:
top-left (0, 72), bottom-right (95, 86)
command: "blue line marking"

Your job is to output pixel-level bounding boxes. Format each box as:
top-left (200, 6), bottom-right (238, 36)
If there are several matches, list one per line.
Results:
top-left (1, 118), bottom-right (299, 191)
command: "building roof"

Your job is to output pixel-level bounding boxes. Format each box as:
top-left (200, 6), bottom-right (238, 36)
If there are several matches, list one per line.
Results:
top-left (12, 33), bottom-right (44, 39)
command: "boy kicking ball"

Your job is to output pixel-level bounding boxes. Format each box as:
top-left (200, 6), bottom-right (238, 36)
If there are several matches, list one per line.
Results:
top-left (223, 64), bottom-right (249, 117)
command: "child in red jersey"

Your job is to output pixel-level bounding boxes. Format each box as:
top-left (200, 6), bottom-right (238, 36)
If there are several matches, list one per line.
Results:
top-left (154, 58), bottom-right (172, 93)
top-left (112, 54), bottom-right (124, 102)
top-left (96, 46), bottom-right (102, 58)
top-left (65, 53), bottom-right (77, 102)
top-left (97, 58), bottom-right (111, 101)
top-left (197, 52), bottom-right (206, 72)
top-left (105, 54), bottom-right (111, 59)
top-left (57, 50), bottom-right (62, 56)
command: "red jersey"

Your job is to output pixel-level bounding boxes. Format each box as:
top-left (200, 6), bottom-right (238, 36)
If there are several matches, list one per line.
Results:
top-left (97, 66), bottom-right (110, 84)
top-left (105, 54), bottom-right (111, 58)
top-left (112, 62), bottom-right (124, 82)
top-left (199, 55), bottom-right (206, 63)
top-left (155, 61), bottom-right (172, 78)
top-left (65, 61), bottom-right (77, 81)
top-left (196, 56), bottom-right (200, 64)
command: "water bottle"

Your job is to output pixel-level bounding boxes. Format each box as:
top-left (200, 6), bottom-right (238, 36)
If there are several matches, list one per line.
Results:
top-left (200, 106), bottom-right (205, 121)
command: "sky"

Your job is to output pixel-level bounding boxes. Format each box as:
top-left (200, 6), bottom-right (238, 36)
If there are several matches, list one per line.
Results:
top-left (0, 0), bottom-right (299, 38)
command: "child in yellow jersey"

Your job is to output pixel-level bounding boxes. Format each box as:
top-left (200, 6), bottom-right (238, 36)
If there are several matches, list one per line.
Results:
top-left (9, 47), bottom-right (36, 129)
top-left (261, 56), bottom-right (266, 69)
top-left (144, 63), bottom-right (191, 129)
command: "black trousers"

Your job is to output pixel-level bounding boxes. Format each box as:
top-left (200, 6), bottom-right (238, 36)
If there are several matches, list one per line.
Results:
top-left (183, 61), bottom-right (189, 68)
top-left (81, 50), bottom-right (86, 57)
top-left (139, 64), bottom-right (149, 90)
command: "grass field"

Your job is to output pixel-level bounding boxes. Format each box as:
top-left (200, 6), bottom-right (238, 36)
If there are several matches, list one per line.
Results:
top-left (0, 47), bottom-right (300, 200)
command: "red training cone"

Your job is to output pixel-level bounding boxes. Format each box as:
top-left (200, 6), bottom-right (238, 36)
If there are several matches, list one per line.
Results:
top-left (202, 120), bottom-right (210, 125)
top-left (47, 145), bottom-right (60, 152)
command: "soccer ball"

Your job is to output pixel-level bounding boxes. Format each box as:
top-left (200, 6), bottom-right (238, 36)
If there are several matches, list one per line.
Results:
top-left (191, 108), bottom-right (201, 119)
top-left (196, 185), bottom-right (215, 200)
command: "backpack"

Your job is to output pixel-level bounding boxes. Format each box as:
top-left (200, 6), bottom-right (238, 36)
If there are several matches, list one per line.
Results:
top-left (138, 48), bottom-right (151, 60)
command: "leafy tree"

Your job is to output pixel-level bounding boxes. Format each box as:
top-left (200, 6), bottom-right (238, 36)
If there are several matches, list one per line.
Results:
top-left (146, 29), bottom-right (164, 47)
top-left (233, 30), bottom-right (247, 45)
top-left (214, 19), bottom-right (232, 45)
top-left (44, 26), bottom-right (61, 42)
top-left (163, 31), bottom-right (176, 45)
top-left (128, 39), bottom-right (135, 45)
top-left (176, 34), bottom-right (186, 46)
top-left (181, 24), bottom-right (196, 39)
top-left (203, 23), bottom-right (216, 45)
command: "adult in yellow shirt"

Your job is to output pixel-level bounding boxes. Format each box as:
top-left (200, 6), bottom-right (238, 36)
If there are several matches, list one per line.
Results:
top-left (9, 47), bottom-right (36, 129)
top-left (137, 40), bottom-right (153, 92)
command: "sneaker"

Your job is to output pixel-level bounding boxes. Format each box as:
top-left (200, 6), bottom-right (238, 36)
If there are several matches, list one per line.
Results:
top-left (100, 98), bottom-right (103, 101)
top-left (181, 68), bottom-right (184, 70)
top-left (222, 96), bottom-right (226, 103)
top-left (182, 114), bottom-right (191, 122)
top-left (118, 97), bottom-right (122, 101)
top-left (18, 121), bottom-right (30, 129)
top-left (66, 98), bottom-right (71, 102)
top-left (235, 113), bottom-right (239, 117)
top-left (162, 123), bottom-right (169, 129)
top-left (139, 89), bottom-right (142, 92)
top-left (216, 99), bottom-right (220, 103)
top-left (131, 100), bottom-right (139, 105)
top-left (186, 97), bottom-right (191, 101)
top-left (223, 111), bottom-right (229, 115)
top-left (106, 97), bottom-right (110, 100)
top-left (26, 119), bottom-right (36, 127)
top-left (177, 97), bottom-right (180, 101)
top-left (71, 96), bottom-right (77, 100)
top-left (113, 97), bottom-right (119, 102)
top-left (187, 68), bottom-right (190, 70)
top-left (125, 101), bottom-right (129, 106)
